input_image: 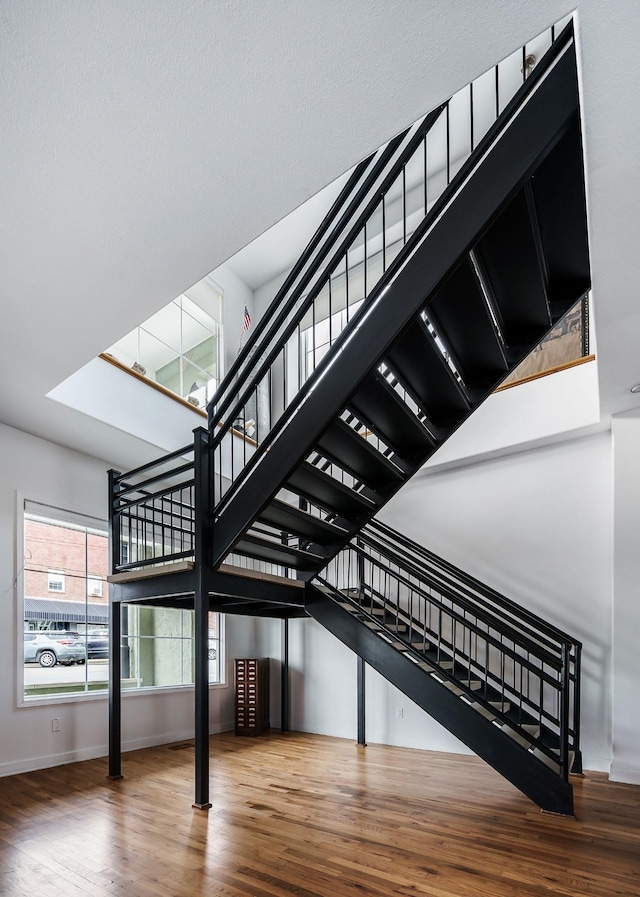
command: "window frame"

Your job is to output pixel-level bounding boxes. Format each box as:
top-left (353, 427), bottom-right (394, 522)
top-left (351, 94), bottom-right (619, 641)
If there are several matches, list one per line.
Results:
top-left (16, 493), bottom-right (227, 708)
top-left (47, 570), bottom-right (65, 593)
top-left (87, 576), bottom-right (103, 597)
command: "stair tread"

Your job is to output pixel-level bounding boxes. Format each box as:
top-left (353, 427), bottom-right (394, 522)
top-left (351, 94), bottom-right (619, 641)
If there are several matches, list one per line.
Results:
top-left (349, 371), bottom-right (437, 461)
top-left (317, 418), bottom-right (405, 492)
top-left (531, 748), bottom-right (561, 771)
top-left (475, 188), bottom-right (551, 342)
top-left (287, 462), bottom-right (376, 520)
top-left (502, 725), bottom-right (539, 750)
top-left (427, 256), bottom-right (509, 388)
top-left (259, 498), bottom-right (346, 546)
top-left (234, 533), bottom-right (324, 571)
top-left (387, 319), bottom-right (471, 428)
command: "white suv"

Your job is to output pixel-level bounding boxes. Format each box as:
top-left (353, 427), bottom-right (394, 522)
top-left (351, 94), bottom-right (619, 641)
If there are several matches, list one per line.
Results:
top-left (24, 631), bottom-right (86, 667)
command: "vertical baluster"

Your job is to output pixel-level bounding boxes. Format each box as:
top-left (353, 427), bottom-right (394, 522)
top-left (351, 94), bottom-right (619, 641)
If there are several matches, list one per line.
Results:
top-left (382, 197), bottom-right (387, 273)
top-left (470, 80), bottom-right (474, 151)
top-left (282, 338), bottom-right (288, 422)
top-left (423, 133), bottom-right (428, 217)
top-left (538, 672), bottom-right (543, 732)
top-left (345, 250), bottom-right (350, 323)
top-left (312, 296), bottom-right (316, 372)
top-left (161, 496), bottom-right (165, 559)
top-left (519, 661), bottom-right (524, 726)
top-left (268, 365), bottom-right (272, 442)
top-left (402, 164), bottom-right (407, 245)
top-left (500, 637), bottom-right (505, 712)
top-left (328, 275), bottom-right (333, 346)
top-left (446, 104), bottom-right (451, 185)
top-left (364, 219), bottom-right (368, 298)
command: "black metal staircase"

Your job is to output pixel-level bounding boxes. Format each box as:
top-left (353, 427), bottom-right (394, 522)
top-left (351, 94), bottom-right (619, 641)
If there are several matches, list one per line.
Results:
top-left (208, 23), bottom-right (589, 582)
top-left (308, 519), bottom-right (582, 815)
top-left (109, 22), bottom-right (589, 815)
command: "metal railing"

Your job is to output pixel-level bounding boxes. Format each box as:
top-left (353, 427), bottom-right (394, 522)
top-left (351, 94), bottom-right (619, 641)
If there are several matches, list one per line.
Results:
top-left (316, 519), bottom-right (581, 780)
top-left (109, 442), bottom-right (197, 573)
top-left (206, 19), bottom-right (573, 525)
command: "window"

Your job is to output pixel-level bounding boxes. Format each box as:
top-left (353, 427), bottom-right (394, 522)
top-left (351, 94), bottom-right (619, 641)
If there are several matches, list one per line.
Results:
top-left (121, 608), bottom-right (224, 689)
top-left (106, 284), bottom-right (224, 410)
top-left (47, 571), bottom-right (65, 592)
top-left (21, 500), bottom-right (224, 701)
top-left (87, 576), bottom-right (102, 597)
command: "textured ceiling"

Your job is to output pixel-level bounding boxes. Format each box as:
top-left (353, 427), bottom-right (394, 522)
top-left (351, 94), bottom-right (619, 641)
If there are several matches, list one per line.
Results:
top-left (1, 0), bottom-right (639, 469)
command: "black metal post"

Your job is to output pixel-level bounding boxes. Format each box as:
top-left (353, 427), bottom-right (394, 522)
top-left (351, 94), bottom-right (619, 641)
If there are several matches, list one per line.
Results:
top-left (560, 642), bottom-right (571, 781)
top-left (357, 655), bottom-right (366, 746)
top-left (108, 595), bottom-right (122, 778)
top-left (107, 468), bottom-right (121, 574)
top-left (356, 540), bottom-right (366, 746)
top-left (107, 468), bottom-right (123, 779)
top-left (571, 642), bottom-right (583, 775)
top-left (193, 428), bottom-right (212, 809)
top-left (281, 617), bottom-right (289, 733)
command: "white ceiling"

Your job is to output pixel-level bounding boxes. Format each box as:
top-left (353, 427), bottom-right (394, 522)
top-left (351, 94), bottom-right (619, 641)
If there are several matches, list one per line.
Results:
top-left (2, 0), bottom-right (640, 471)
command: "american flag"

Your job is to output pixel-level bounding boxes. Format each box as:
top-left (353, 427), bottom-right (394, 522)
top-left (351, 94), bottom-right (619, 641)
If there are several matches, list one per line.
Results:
top-left (242, 305), bottom-right (252, 332)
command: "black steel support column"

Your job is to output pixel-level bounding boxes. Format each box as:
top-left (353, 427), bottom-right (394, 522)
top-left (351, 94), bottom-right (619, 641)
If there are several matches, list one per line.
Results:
top-left (107, 468), bottom-right (123, 779)
top-left (357, 655), bottom-right (366, 746)
top-left (356, 540), bottom-right (366, 746)
top-left (108, 595), bottom-right (123, 778)
top-left (281, 617), bottom-right (289, 732)
top-left (193, 428), bottom-right (212, 809)
top-left (571, 642), bottom-right (584, 776)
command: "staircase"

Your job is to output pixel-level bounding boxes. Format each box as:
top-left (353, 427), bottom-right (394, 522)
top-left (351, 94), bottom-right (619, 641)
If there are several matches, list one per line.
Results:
top-left (110, 21), bottom-right (588, 815)
top-left (209, 22), bottom-right (589, 581)
top-left (307, 519), bottom-right (582, 815)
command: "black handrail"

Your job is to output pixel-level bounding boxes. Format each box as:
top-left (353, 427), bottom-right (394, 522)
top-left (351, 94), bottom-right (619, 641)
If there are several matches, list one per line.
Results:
top-left (316, 527), bottom-right (581, 776)
top-left (208, 155), bottom-right (375, 414)
top-left (207, 107), bottom-right (445, 436)
top-left (366, 518), bottom-right (580, 649)
top-left (207, 22), bottom-right (576, 523)
top-left (113, 442), bottom-right (193, 484)
top-left (354, 542), bottom-right (565, 669)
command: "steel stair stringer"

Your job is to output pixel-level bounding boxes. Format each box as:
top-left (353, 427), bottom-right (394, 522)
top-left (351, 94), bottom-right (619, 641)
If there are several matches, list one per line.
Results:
top-left (305, 582), bottom-right (575, 816)
top-left (212, 29), bottom-right (588, 574)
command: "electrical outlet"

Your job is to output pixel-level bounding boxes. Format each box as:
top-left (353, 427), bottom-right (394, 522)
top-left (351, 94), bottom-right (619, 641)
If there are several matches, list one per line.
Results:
top-left (51, 718), bottom-right (61, 732)
top-left (395, 707), bottom-right (403, 719)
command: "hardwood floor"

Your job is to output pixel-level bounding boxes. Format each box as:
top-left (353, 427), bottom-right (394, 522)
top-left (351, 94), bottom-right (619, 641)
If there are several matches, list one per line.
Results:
top-left (1, 731), bottom-right (639, 896)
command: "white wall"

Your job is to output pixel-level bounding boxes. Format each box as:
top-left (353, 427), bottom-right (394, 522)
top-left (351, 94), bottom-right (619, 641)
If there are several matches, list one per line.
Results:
top-left (212, 261), bottom-right (256, 376)
top-left (281, 431), bottom-right (616, 773)
top-left (383, 431), bottom-right (614, 772)
top-left (426, 359), bottom-right (600, 471)
top-left (611, 411), bottom-right (640, 784)
top-left (1, 419), bottom-right (632, 783)
top-left (254, 269), bottom-right (288, 322)
top-left (0, 422), bottom-right (246, 777)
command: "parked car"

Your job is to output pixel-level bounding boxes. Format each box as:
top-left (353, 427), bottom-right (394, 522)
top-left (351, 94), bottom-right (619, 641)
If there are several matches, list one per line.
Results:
top-left (24, 631), bottom-right (86, 667)
top-left (86, 630), bottom-right (110, 660)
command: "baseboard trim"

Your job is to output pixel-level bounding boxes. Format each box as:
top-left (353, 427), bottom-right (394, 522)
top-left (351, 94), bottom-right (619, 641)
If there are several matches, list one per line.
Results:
top-left (609, 762), bottom-right (640, 785)
top-left (0, 721), bottom-right (235, 778)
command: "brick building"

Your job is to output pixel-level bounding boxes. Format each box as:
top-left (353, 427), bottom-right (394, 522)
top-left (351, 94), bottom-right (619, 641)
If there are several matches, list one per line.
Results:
top-left (23, 518), bottom-right (109, 630)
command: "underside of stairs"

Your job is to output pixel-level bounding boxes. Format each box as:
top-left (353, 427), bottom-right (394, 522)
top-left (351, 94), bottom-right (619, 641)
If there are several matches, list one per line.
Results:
top-left (109, 22), bottom-right (588, 815)
top-left (210, 23), bottom-right (589, 583)
top-left (306, 519), bottom-right (582, 815)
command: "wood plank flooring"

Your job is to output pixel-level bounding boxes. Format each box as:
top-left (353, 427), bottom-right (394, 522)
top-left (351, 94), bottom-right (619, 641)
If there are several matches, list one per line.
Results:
top-left (1, 731), bottom-right (639, 897)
